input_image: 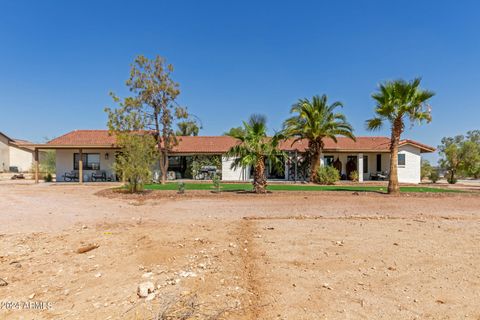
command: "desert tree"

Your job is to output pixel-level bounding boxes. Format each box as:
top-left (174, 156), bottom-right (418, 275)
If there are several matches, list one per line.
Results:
top-left (226, 114), bottom-right (284, 193)
top-left (106, 55), bottom-right (188, 184)
top-left (106, 97), bottom-right (158, 192)
top-left (223, 126), bottom-right (246, 137)
top-left (366, 78), bottom-right (434, 194)
top-left (282, 94), bottom-right (355, 181)
top-left (438, 132), bottom-right (480, 182)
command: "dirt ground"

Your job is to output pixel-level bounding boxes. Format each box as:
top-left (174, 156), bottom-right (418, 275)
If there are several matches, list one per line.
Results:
top-left (0, 182), bottom-right (479, 319)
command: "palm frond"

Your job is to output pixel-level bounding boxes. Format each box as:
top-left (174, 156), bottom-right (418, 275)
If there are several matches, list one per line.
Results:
top-left (366, 117), bottom-right (383, 131)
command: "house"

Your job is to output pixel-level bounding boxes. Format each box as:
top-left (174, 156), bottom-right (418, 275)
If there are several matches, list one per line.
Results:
top-left (0, 131), bottom-right (38, 173)
top-left (29, 129), bottom-right (435, 183)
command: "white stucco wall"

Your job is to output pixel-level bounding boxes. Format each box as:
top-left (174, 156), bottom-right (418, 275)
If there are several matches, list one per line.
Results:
top-left (56, 149), bottom-right (116, 182)
top-left (9, 146), bottom-right (34, 172)
top-left (322, 153), bottom-right (391, 179)
top-left (397, 145), bottom-right (421, 184)
top-left (221, 156), bottom-right (250, 181)
top-left (320, 151), bottom-right (423, 183)
top-left (0, 135), bottom-right (9, 172)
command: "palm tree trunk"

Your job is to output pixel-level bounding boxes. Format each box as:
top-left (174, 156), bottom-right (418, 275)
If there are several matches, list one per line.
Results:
top-left (253, 157), bottom-right (267, 193)
top-left (309, 140), bottom-right (321, 182)
top-left (388, 120), bottom-right (402, 195)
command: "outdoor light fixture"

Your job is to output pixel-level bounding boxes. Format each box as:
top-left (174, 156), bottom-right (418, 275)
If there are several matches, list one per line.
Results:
top-left (105, 153), bottom-right (109, 160)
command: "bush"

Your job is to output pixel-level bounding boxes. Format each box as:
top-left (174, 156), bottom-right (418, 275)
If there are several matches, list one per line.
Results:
top-left (43, 173), bottom-right (52, 182)
top-left (429, 170), bottom-right (439, 183)
top-left (43, 173), bottom-right (53, 182)
top-left (349, 170), bottom-right (359, 182)
top-left (212, 174), bottom-right (221, 193)
top-left (447, 175), bottom-right (457, 184)
top-left (177, 182), bottom-right (185, 194)
top-left (314, 166), bottom-right (340, 185)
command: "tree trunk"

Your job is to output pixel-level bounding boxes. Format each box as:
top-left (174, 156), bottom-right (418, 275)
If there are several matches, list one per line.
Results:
top-left (253, 157), bottom-right (267, 193)
top-left (309, 139), bottom-right (322, 182)
top-left (159, 149), bottom-right (169, 185)
top-left (388, 119), bottom-right (402, 195)
top-left (153, 110), bottom-right (165, 184)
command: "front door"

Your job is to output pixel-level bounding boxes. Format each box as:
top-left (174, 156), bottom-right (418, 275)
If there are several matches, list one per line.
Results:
top-left (346, 156), bottom-right (357, 180)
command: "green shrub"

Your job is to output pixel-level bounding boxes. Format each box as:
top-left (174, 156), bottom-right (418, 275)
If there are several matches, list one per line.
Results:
top-left (349, 170), bottom-right (359, 182)
top-left (212, 174), bottom-right (221, 193)
top-left (177, 182), bottom-right (185, 194)
top-left (315, 166), bottom-right (340, 185)
top-left (447, 175), bottom-right (457, 184)
top-left (429, 170), bottom-right (439, 183)
top-left (44, 173), bottom-right (53, 182)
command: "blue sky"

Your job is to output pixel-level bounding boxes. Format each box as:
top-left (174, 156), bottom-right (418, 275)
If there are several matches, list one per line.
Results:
top-left (1, 1), bottom-right (479, 162)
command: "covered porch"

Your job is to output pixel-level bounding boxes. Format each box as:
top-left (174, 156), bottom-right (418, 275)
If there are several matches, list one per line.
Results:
top-left (285, 151), bottom-right (391, 182)
top-left (31, 146), bottom-right (119, 183)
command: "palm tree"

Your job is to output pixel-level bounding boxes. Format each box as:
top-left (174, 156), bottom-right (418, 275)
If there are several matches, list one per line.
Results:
top-left (283, 95), bottom-right (355, 181)
top-left (366, 78), bottom-right (434, 194)
top-left (226, 114), bottom-right (284, 193)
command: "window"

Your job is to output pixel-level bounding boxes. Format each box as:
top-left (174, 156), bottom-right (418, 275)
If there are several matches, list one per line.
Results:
top-left (398, 153), bottom-right (406, 166)
top-left (324, 156), bottom-right (334, 166)
top-left (74, 153), bottom-right (100, 170)
top-left (376, 154), bottom-right (382, 172)
top-left (363, 156), bottom-right (368, 173)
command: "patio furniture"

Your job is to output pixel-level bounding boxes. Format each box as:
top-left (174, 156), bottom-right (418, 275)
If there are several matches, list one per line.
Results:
top-left (167, 171), bottom-right (176, 180)
top-left (377, 171), bottom-right (388, 180)
top-left (63, 171), bottom-right (79, 182)
top-left (11, 173), bottom-right (25, 180)
top-left (152, 170), bottom-right (160, 183)
top-left (198, 166), bottom-right (217, 180)
top-left (91, 170), bottom-right (107, 182)
top-left (370, 171), bottom-right (389, 181)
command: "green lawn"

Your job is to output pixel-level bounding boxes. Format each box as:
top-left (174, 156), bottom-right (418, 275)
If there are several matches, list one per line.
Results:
top-left (143, 182), bottom-right (462, 193)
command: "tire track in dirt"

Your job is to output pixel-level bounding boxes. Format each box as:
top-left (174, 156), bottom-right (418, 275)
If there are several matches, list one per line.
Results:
top-left (238, 218), bottom-right (265, 320)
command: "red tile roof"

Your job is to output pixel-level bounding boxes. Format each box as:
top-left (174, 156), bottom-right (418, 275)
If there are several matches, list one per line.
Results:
top-left (46, 130), bottom-right (435, 153)
top-left (48, 130), bottom-right (117, 146)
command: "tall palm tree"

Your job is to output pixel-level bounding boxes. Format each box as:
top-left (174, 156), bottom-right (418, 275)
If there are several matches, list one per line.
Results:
top-left (366, 78), bottom-right (434, 194)
top-left (226, 114), bottom-right (284, 193)
top-left (283, 95), bottom-right (355, 181)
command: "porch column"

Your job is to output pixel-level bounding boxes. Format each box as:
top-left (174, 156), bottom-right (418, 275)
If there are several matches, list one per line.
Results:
top-left (34, 148), bottom-right (39, 184)
top-left (357, 153), bottom-right (363, 182)
top-left (79, 148), bottom-right (83, 184)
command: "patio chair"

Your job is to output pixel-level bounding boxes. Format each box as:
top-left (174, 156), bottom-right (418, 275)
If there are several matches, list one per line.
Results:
top-left (377, 171), bottom-right (389, 180)
top-left (91, 170), bottom-right (107, 182)
top-left (63, 171), bottom-right (78, 182)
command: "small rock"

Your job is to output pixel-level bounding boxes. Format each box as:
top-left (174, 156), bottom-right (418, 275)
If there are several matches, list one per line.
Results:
top-left (28, 293), bottom-right (35, 299)
top-left (145, 293), bottom-right (156, 301)
top-left (0, 278), bottom-right (8, 286)
top-left (137, 282), bottom-right (155, 298)
top-left (142, 272), bottom-right (153, 278)
top-left (322, 283), bottom-right (332, 290)
top-left (179, 271), bottom-right (197, 278)
top-left (94, 273), bottom-right (102, 278)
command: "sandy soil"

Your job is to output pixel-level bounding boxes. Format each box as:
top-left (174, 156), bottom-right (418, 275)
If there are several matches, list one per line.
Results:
top-left (0, 183), bottom-right (479, 319)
